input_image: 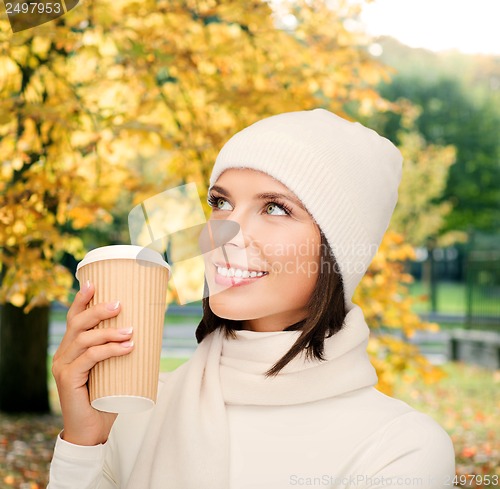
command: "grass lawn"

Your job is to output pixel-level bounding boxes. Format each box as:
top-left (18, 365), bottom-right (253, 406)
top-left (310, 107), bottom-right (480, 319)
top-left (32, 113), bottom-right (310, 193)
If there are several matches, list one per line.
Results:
top-left (160, 357), bottom-right (188, 372)
top-left (408, 280), bottom-right (499, 317)
top-left (393, 362), bottom-right (499, 483)
top-left (408, 280), bottom-right (467, 314)
top-left (50, 309), bottom-right (200, 326)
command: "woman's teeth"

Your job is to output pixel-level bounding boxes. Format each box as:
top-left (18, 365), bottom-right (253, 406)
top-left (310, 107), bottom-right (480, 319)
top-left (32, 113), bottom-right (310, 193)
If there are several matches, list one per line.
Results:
top-left (216, 266), bottom-right (267, 278)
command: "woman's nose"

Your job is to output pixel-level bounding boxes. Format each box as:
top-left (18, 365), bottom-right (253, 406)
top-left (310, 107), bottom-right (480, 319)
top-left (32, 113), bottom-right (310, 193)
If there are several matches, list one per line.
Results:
top-left (219, 209), bottom-right (255, 249)
top-left (224, 227), bottom-right (248, 249)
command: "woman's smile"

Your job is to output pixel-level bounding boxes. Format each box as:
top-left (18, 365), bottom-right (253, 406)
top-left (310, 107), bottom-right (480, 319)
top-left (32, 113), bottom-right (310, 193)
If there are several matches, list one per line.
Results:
top-left (213, 262), bottom-right (269, 287)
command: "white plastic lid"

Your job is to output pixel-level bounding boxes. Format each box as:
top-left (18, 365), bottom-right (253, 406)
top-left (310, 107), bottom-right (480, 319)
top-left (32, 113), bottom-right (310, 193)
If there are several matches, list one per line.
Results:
top-left (91, 395), bottom-right (154, 413)
top-left (76, 245), bottom-right (170, 279)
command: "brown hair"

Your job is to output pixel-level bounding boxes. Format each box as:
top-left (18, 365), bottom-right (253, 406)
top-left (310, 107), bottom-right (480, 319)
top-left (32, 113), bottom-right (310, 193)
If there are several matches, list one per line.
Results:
top-left (195, 230), bottom-right (346, 376)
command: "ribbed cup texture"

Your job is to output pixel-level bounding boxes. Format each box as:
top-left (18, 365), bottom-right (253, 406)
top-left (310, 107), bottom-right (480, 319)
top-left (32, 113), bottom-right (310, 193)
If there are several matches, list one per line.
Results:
top-left (78, 259), bottom-right (168, 412)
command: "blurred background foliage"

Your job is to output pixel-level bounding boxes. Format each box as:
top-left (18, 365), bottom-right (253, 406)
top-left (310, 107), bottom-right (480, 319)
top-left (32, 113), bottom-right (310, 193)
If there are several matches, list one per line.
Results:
top-left (0, 0), bottom-right (498, 421)
top-left (1, 0), bottom-right (404, 412)
top-left (363, 36), bottom-right (499, 237)
top-left (0, 0), bottom-right (499, 485)
top-left (1, 0), bottom-right (394, 312)
top-left (0, 0), bottom-right (500, 411)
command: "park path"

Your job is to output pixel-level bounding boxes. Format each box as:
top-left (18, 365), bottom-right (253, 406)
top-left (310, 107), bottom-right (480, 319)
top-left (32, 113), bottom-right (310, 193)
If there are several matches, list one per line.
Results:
top-left (49, 320), bottom-right (452, 364)
top-left (49, 321), bottom-right (199, 359)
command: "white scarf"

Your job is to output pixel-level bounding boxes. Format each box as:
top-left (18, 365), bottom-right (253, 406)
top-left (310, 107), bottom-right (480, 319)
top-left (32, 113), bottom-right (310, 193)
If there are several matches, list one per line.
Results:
top-left (125, 303), bottom-right (378, 489)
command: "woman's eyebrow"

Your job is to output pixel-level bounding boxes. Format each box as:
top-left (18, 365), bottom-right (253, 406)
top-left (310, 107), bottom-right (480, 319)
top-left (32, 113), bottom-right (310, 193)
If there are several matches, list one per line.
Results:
top-left (209, 185), bottom-right (307, 211)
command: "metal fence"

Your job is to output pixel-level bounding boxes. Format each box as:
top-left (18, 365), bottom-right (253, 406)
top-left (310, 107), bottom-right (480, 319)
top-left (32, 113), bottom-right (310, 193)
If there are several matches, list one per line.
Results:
top-left (465, 249), bottom-right (500, 331)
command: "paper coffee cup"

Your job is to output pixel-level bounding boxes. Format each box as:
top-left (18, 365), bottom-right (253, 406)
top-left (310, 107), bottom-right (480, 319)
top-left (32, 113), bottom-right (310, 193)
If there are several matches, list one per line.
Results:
top-left (76, 245), bottom-right (170, 413)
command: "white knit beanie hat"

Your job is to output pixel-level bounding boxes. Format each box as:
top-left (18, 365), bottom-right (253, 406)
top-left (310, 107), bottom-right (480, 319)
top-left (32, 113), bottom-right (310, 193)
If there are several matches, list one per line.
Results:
top-left (209, 108), bottom-right (403, 310)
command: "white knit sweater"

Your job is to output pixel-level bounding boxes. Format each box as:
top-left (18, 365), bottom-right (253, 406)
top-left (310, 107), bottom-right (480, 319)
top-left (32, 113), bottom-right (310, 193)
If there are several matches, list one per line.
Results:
top-left (48, 305), bottom-right (455, 489)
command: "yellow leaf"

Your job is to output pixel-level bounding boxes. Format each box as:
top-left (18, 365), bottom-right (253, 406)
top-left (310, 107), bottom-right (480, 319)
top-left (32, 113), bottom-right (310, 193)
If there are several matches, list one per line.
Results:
top-left (9, 292), bottom-right (25, 307)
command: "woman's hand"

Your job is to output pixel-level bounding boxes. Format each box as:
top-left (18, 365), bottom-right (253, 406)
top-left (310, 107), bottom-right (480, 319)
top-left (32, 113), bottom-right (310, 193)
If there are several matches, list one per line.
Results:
top-left (52, 281), bottom-right (134, 446)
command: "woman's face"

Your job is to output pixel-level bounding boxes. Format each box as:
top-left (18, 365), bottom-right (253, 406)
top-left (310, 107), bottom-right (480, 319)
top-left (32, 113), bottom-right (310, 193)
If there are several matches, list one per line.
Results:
top-left (204, 168), bottom-right (321, 332)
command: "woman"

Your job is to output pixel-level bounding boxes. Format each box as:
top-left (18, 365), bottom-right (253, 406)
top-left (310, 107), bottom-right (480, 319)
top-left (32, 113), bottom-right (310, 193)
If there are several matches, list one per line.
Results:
top-left (48, 109), bottom-right (455, 489)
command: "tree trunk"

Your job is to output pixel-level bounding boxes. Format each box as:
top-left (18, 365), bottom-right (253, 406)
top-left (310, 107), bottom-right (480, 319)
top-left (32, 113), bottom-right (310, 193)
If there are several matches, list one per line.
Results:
top-left (0, 303), bottom-right (50, 413)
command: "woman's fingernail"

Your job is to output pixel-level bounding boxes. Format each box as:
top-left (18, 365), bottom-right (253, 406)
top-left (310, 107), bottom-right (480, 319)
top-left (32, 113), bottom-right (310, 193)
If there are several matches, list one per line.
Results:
top-left (121, 340), bottom-right (134, 348)
top-left (82, 280), bottom-right (91, 292)
top-left (106, 300), bottom-right (120, 311)
top-left (118, 327), bottom-right (133, 335)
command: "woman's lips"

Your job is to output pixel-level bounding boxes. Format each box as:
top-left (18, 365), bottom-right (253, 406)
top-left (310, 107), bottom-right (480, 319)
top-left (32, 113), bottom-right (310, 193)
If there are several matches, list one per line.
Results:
top-left (213, 265), bottom-right (268, 287)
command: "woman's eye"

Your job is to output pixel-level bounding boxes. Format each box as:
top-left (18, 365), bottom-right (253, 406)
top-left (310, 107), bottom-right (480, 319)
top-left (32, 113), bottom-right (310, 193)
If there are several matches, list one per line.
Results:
top-left (265, 203), bottom-right (287, 216)
top-left (218, 199), bottom-right (231, 210)
top-left (208, 194), bottom-right (290, 216)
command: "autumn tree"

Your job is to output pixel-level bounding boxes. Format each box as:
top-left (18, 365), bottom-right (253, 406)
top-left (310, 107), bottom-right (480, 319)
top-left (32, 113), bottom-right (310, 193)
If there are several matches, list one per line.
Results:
top-left (0, 0), bottom-right (444, 412)
top-left (0, 5), bottom-right (146, 412)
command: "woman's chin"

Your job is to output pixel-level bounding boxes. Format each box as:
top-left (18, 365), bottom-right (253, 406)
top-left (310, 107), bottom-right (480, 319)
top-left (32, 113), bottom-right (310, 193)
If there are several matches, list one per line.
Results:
top-left (208, 296), bottom-right (253, 321)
